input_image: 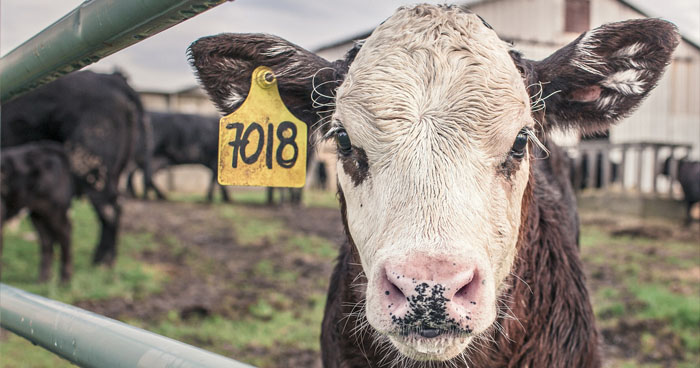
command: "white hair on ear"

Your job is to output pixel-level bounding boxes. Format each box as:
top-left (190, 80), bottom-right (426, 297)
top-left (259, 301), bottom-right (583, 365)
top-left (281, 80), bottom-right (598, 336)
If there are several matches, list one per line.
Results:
top-left (612, 42), bottom-right (645, 58)
top-left (261, 42), bottom-right (300, 58)
top-left (601, 69), bottom-right (646, 95)
top-left (571, 29), bottom-right (606, 76)
top-left (222, 89), bottom-right (243, 109)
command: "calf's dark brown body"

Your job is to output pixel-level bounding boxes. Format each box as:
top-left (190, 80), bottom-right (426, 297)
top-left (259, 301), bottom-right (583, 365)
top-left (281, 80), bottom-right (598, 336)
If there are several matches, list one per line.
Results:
top-left (321, 144), bottom-right (601, 368)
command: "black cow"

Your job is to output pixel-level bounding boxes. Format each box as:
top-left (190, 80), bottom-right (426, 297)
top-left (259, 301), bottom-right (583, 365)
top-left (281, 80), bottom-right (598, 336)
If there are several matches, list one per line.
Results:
top-left (1, 71), bottom-right (144, 265)
top-left (1, 142), bottom-right (74, 282)
top-left (266, 187), bottom-right (303, 206)
top-left (125, 111), bottom-right (229, 202)
top-left (662, 156), bottom-right (700, 225)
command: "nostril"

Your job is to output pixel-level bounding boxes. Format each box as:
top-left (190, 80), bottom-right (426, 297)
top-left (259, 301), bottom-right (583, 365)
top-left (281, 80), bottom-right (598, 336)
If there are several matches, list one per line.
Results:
top-left (454, 270), bottom-right (477, 300)
top-left (385, 275), bottom-right (405, 299)
top-left (455, 282), bottom-right (470, 298)
top-left (382, 268), bottom-right (410, 312)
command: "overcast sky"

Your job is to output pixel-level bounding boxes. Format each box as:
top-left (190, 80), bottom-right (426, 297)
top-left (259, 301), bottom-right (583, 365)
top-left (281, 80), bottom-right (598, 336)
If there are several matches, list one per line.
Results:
top-left (1, 0), bottom-right (698, 92)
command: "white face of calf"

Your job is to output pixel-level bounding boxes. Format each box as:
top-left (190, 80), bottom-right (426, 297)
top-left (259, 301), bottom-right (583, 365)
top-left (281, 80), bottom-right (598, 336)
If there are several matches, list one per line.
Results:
top-left (331, 7), bottom-right (532, 359)
top-left (189, 4), bottom-right (678, 362)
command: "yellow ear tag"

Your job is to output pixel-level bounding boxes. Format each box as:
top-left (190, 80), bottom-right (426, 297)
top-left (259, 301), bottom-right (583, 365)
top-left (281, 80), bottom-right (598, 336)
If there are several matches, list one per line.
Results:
top-left (217, 66), bottom-right (307, 188)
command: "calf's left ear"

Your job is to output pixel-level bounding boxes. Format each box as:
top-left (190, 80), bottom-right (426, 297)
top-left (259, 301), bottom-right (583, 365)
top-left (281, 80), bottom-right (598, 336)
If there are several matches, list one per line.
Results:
top-left (523, 18), bottom-right (680, 134)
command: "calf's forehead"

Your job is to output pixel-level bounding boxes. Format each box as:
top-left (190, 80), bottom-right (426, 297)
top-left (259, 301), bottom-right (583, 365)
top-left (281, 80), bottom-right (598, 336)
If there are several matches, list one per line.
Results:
top-left (335, 6), bottom-right (531, 156)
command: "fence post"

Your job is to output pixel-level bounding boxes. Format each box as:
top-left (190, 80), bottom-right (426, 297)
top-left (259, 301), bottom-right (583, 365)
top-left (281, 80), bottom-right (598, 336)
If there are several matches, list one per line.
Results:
top-left (600, 146), bottom-right (611, 189)
top-left (635, 144), bottom-right (645, 191)
top-left (651, 144), bottom-right (661, 194)
top-left (619, 144), bottom-right (628, 188)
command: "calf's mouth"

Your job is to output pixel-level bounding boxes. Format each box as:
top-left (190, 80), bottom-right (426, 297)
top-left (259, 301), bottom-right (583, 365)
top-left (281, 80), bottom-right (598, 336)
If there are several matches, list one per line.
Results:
top-left (388, 330), bottom-right (474, 361)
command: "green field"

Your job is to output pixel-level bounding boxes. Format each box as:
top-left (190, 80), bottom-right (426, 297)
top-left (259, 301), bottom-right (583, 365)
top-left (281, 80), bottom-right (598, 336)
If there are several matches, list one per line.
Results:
top-left (1, 190), bottom-right (698, 367)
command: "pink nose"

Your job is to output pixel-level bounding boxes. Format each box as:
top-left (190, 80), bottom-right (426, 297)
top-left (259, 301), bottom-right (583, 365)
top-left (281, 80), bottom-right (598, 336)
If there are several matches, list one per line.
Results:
top-left (379, 256), bottom-right (485, 336)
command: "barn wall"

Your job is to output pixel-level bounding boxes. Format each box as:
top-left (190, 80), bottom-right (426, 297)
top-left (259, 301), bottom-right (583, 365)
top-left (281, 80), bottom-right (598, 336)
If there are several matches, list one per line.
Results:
top-left (316, 44), bottom-right (354, 62)
top-left (139, 88), bottom-right (219, 116)
top-left (471, 0), bottom-right (566, 48)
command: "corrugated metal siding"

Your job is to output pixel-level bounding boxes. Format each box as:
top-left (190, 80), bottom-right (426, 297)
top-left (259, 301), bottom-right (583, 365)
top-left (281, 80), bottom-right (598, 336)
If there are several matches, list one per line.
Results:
top-left (471, 0), bottom-right (566, 42)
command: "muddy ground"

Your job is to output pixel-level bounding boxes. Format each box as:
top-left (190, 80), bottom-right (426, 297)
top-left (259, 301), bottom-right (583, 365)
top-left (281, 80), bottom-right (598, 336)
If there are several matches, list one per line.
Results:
top-left (73, 199), bottom-right (343, 367)
top-left (579, 212), bottom-right (700, 368)
top-left (73, 198), bottom-right (698, 367)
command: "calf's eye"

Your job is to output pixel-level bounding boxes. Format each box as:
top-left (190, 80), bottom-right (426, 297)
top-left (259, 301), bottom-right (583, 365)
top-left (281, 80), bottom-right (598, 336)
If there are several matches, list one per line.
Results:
top-left (510, 129), bottom-right (529, 158)
top-left (335, 129), bottom-right (352, 155)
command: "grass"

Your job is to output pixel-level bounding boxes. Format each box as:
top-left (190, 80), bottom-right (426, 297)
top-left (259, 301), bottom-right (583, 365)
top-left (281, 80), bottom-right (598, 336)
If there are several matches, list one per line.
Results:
top-left (580, 223), bottom-right (700, 366)
top-left (217, 205), bottom-right (285, 245)
top-left (287, 234), bottom-right (337, 260)
top-left (633, 284), bottom-right (700, 328)
top-left (168, 187), bottom-right (339, 209)
top-left (0, 333), bottom-right (72, 368)
top-left (1, 200), bottom-right (167, 304)
top-left (1, 191), bottom-right (338, 367)
top-left (303, 189), bottom-right (340, 209)
top-left (1, 200), bottom-right (169, 367)
top-left (133, 293), bottom-right (327, 367)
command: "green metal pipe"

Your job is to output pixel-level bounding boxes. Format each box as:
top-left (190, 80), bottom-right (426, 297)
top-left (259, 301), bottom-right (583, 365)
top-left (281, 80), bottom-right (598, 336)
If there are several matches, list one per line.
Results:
top-left (0, 283), bottom-right (255, 368)
top-left (0, 0), bottom-right (231, 102)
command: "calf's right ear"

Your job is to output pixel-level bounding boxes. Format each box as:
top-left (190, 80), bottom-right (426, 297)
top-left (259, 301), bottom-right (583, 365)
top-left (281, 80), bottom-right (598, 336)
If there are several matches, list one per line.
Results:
top-left (521, 18), bottom-right (680, 135)
top-left (187, 34), bottom-right (339, 130)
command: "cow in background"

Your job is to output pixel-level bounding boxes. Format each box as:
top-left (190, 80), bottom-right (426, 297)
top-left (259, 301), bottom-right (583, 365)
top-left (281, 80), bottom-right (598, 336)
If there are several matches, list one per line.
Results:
top-left (1, 142), bottom-right (74, 282)
top-left (662, 156), bottom-right (700, 225)
top-left (1, 71), bottom-right (144, 265)
top-left (125, 111), bottom-right (230, 202)
top-left (266, 187), bottom-right (303, 206)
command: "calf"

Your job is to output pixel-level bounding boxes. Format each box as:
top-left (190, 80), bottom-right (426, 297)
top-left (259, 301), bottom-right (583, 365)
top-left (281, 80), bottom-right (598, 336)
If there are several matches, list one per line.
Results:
top-left (189, 5), bottom-right (678, 366)
top-left (126, 111), bottom-right (229, 202)
top-left (1, 142), bottom-right (73, 282)
top-left (2, 71), bottom-right (144, 265)
top-left (662, 156), bottom-right (700, 225)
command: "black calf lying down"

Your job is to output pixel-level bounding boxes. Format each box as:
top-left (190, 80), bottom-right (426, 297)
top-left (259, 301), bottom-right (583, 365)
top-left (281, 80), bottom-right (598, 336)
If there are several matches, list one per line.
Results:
top-left (1, 142), bottom-right (74, 282)
top-left (126, 111), bottom-right (229, 202)
top-left (663, 157), bottom-right (700, 225)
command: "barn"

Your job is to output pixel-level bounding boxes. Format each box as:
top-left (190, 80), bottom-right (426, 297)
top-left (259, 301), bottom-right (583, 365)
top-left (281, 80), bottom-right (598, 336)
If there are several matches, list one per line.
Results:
top-left (139, 86), bottom-right (218, 115)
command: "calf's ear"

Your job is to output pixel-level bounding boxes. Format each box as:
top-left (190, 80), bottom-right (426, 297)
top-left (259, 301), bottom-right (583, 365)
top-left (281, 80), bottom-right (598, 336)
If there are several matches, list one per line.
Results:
top-left (522, 18), bottom-right (680, 134)
top-left (187, 34), bottom-right (340, 131)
